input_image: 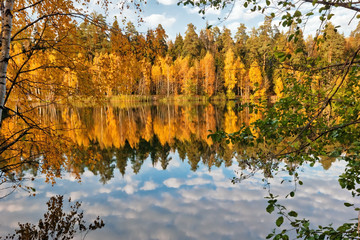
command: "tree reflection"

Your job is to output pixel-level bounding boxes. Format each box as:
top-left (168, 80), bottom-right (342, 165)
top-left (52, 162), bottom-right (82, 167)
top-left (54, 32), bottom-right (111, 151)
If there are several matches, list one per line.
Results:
top-left (1, 101), bottom-right (358, 238)
top-left (2, 102), bottom-right (342, 184)
top-left (1, 195), bottom-right (104, 239)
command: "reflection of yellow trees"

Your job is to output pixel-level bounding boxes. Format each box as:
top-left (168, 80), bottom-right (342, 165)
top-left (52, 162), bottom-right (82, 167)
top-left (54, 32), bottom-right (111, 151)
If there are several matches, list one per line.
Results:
top-left (105, 108), bottom-right (121, 148)
top-left (224, 102), bottom-right (240, 149)
top-left (62, 108), bottom-right (89, 147)
top-left (4, 102), bottom-right (336, 181)
top-left (202, 104), bottom-right (215, 146)
top-left (142, 112), bottom-right (153, 141)
top-left (55, 103), bottom-right (268, 173)
top-left (59, 104), bottom-right (222, 150)
top-left (0, 111), bottom-right (86, 182)
top-left (153, 106), bottom-right (176, 146)
top-left (224, 102), bottom-right (239, 134)
top-left (249, 105), bottom-right (263, 137)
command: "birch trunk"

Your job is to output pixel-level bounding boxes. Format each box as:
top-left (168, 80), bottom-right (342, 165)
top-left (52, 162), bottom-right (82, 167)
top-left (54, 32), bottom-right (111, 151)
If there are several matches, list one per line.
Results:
top-left (0, 0), bottom-right (14, 126)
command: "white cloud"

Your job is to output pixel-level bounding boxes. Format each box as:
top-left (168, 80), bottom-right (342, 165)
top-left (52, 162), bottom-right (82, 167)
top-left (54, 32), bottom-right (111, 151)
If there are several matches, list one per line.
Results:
top-left (141, 181), bottom-right (158, 191)
top-left (6, 205), bottom-right (24, 212)
top-left (144, 14), bottom-right (176, 29)
top-left (186, 6), bottom-right (201, 14)
top-left (227, 21), bottom-right (242, 35)
top-left (163, 178), bottom-right (183, 188)
top-left (186, 6), bottom-right (221, 15)
top-left (98, 187), bottom-right (112, 194)
top-left (206, 7), bottom-right (222, 15)
top-left (185, 177), bottom-right (211, 186)
top-left (69, 191), bottom-right (89, 201)
top-left (157, 0), bottom-right (177, 5)
top-left (45, 191), bottom-right (57, 198)
top-left (123, 184), bottom-right (137, 194)
top-left (227, 2), bottom-right (262, 21)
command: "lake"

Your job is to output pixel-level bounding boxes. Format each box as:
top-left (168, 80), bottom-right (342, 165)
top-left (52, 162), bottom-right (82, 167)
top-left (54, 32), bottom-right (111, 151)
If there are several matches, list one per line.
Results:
top-left (0, 102), bottom-right (358, 239)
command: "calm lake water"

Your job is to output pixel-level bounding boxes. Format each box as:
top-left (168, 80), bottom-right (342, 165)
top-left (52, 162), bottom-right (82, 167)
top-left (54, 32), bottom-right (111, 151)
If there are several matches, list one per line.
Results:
top-left (0, 102), bottom-right (358, 239)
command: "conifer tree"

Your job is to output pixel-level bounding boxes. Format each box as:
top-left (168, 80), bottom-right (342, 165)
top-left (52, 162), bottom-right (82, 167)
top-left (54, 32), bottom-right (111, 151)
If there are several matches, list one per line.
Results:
top-left (183, 24), bottom-right (201, 59)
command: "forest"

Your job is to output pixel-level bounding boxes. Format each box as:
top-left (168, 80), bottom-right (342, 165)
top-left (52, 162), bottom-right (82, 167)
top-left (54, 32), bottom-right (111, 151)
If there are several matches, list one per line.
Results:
top-left (7, 12), bottom-right (360, 104)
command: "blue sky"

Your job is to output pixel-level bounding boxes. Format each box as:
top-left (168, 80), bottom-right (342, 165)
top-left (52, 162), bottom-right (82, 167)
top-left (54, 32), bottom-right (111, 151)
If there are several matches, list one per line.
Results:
top-left (89, 0), bottom-right (360, 41)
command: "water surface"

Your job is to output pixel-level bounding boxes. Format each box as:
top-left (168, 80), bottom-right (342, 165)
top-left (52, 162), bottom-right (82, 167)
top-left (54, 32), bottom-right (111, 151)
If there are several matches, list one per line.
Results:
top-left (0, 102), bottom-right (357, 239)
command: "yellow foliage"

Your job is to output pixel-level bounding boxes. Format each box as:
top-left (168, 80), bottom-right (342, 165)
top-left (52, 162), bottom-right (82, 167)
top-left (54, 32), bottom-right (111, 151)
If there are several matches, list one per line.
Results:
top-left (249, 61), bottom-right (265, 100)
top-left (274, 77), bottom-right (284, 98)
top-left (224, 49), bottom-right (236, 98)
top-left (200, 52), bottom-right (216, 96)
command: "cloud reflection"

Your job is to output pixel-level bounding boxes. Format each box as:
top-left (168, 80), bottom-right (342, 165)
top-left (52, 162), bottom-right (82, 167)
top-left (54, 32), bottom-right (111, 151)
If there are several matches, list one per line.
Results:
top-left (0, 159), bottom-right (358, 240)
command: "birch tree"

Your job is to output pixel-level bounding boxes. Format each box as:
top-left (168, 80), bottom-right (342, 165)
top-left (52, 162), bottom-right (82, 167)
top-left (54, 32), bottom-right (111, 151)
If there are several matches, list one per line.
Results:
top-left (0, 0), bottom-right (143, 127)
top-left (0, 0), bottom-right (14, 123)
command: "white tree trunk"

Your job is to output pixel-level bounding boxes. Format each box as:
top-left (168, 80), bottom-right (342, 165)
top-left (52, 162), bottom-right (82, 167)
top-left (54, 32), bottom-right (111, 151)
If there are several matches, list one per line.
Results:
top-left (0, 0), bottom-right (14, 126)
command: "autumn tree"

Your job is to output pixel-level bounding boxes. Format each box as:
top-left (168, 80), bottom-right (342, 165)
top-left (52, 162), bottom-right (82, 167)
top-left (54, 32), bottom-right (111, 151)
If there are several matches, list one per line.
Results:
top-left (224, 48), bottom-right (236, 99)
top-left (249, 60), bottom-right (265, 100)
top-left (184, 59), bottom-right (200, 95)
top-left (234, 57), bottom-right (246, 97)
top-left (160, 55), bottom-right (174, 97)
top-left (173, 56), bottom-right (190, 94)
top-left (200, 52), bottom-right (216, 96)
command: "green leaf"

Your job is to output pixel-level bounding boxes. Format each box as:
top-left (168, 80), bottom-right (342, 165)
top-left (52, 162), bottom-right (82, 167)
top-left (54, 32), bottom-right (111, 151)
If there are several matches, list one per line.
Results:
top-left (327, 13), bottom-right (334, 20)
top-left (288, 211), bottom-right (298, 217)
top-left (344, 202), bottom-right (354, 207)
top-left (290, 191), bottom-right (295, 197)
top-left (276, 216), bottom-right (284, 227)
top-left (288, 34), bottom-right (294, 41)
top-left (266, 204), bottom-right (275, 214)
top-left (266, 233), bottom-right (274, 239)
top-left (294, 10), bottom-right (301, 17)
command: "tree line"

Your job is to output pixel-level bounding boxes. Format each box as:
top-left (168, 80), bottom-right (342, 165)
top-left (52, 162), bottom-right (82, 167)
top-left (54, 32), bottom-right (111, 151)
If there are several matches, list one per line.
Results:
top-left (8, 12), bottom-right (360, 103)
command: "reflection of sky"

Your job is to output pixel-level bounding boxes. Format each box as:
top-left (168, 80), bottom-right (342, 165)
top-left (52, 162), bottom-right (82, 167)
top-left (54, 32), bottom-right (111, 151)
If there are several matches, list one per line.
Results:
top-left (0, 154), bottom-right (358, 240)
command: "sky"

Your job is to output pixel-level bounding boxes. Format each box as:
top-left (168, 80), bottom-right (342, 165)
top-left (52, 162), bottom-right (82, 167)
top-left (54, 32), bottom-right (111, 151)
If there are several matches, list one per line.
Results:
top-left (88, 0), bottom-right (360, 41)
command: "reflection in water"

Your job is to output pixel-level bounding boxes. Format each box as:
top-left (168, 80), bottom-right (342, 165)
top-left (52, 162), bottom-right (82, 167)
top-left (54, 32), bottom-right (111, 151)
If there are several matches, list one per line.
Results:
top-left (0, 159), bottom-right (356, 240)
top-left (0, 102), bottom-right (356, 239)
top-left (56, 102), bottom-right (280, 181)
top-left (1, 102), bottom-right (267, 183)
